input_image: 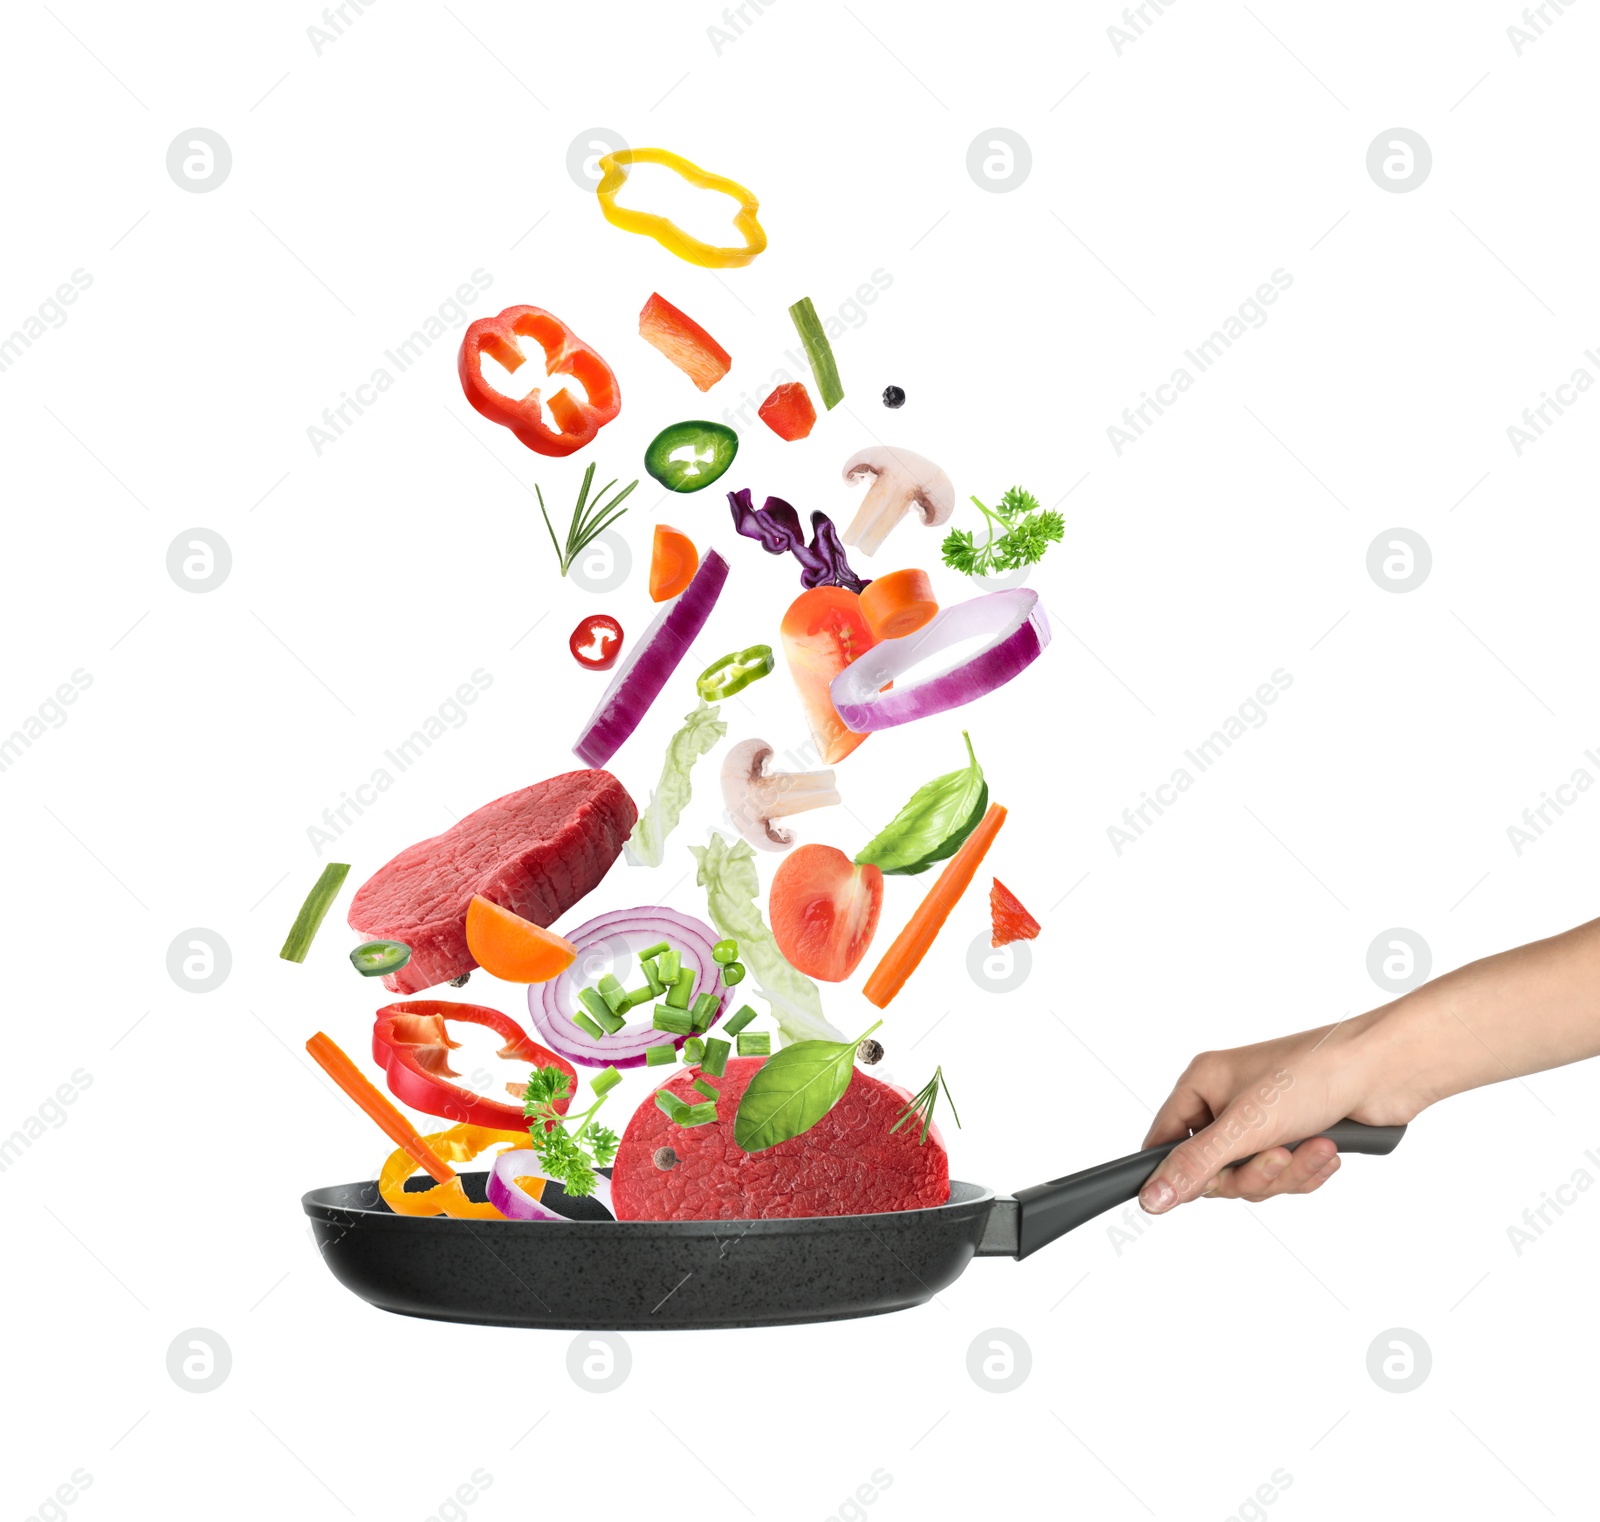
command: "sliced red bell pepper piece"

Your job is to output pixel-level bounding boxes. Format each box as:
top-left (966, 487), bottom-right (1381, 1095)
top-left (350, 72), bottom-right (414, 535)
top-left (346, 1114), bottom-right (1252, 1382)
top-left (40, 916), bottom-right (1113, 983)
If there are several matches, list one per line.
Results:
top-left (457, 305), bottom-right (621, 458)
top-left (758, 382), bottom-right (817, 442)
top-left (638, 292), bottom-right (732, 393)
top-left (371, 1000), bottom-right (575, 1130)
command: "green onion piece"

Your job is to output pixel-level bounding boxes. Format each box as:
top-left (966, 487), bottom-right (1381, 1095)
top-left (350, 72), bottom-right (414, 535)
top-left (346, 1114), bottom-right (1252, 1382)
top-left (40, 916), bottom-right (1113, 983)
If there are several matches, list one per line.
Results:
top-left (657, 949), bottom-right (682, 983)
top-left (701, 1037), bottom-right (731, 1078)
top-left (622, 985), bottom-right (657, 1012)
top-left (279, 863), bottom-right (351, 963)
top-left (788, 296), bottom-right (844, 410)
top-left (640, 956), bottom-right (665, 996)
top-left (653, 1004), bottom-right (693, 1035)
top-left (737, 1031), bottom-right (771, 1057)
top-left (666, 968), bottom-right (696, 1010)
top-left (720, 960), bottom-right (747, 986)
top-left (655, 1090), bottom-right (688, 1122)
top-left (637, 940), bottom-right (670, 961)
top-left (711, 938), bottom-right (739, 965)
top-left (598, 973), bottom-right (628, 1013)
top-left (690, 991), bottom-right (720, 1033)
top-left (693, 1076), bottom-right (719, 1100)
top-left (645, 1043), bottom-right (677, 1067)
top-left (580, 987), bottom-right (625, 1035)
top-left (591, 1066), bottom-right (622, 1097)
top-left (722, 1004), bottom-right (758, 1036)
top-left (679, 1101), bottom-right (719, 1127)
top-left (684, 1037), bottom-right (706, 1064)
top-left (572, 1009), bottom-right (605, 1040)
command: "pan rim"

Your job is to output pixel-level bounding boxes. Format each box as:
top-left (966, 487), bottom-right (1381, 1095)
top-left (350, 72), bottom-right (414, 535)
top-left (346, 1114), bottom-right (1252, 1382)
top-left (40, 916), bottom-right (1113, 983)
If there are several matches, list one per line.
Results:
top-left (302, 1175), bottom-right (995, 1232)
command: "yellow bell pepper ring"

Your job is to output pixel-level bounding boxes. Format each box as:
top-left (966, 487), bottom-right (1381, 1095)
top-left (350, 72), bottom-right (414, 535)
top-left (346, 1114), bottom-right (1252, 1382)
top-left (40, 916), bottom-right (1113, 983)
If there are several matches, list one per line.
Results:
top-left (595, 147), bottom-right (767, 269)
top-left (377, 1123), bottom-right (528, 1219)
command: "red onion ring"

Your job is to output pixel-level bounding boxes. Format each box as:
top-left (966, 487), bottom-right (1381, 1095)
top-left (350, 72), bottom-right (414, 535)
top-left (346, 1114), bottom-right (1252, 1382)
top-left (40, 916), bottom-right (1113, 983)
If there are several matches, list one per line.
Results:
top-left (528, 906), bottom-right (729, 1068)
top-left (488, 1149), bottom-right (615, 1221)
top-left (829, 588), bottom-right (1050, 732)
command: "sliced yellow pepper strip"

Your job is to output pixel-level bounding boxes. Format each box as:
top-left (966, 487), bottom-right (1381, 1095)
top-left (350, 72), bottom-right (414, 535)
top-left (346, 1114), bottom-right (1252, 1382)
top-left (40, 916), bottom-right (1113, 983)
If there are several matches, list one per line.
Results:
top-left (378, 1123), bottom-right (527, 1219)
top-left (595, 147), bottom-right (767, 269)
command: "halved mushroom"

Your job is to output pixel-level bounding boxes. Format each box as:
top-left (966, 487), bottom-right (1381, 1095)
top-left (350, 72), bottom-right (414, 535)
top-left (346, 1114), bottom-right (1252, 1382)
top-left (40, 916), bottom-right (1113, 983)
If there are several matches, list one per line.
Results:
top-left (840, 446), bottom-right (955, 556)
top-left (721, 738), bottom-right (840, 852)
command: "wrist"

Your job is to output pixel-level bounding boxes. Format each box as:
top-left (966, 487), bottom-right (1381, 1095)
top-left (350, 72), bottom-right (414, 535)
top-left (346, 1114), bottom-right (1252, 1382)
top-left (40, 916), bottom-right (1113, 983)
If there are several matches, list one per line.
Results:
top-left (1348, 989), bottom-right (1463, 1122)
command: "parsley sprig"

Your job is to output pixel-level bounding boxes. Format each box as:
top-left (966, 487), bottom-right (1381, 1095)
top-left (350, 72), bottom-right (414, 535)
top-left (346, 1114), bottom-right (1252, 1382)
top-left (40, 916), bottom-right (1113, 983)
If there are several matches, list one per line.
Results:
top-left (889, 1066), bottom-right (961, 1146)
top-left (522, 1065), bottom-right (620, 1198)
top-left (940, 486), bottom-right (1064, 578)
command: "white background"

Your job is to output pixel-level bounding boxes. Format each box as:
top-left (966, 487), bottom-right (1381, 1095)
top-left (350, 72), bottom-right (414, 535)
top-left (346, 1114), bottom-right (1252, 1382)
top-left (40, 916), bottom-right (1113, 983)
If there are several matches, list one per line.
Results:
top-left (3, 3), bottom-right (1597, 1519)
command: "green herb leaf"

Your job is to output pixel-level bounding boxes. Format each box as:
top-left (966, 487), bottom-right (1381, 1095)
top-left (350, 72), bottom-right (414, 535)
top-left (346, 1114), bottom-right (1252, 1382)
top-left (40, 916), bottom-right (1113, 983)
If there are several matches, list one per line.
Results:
top-left (538, 462), bottom-right (638, 578)
top-left (733, 1021), bottom-right (881, 1152)
top-left (939, 487), bottom-right (1063, 579)
top-left (624, 702), bottom-right (727, 868)
top-left (855, 733), bottom-right (986, 876)
top-left (890, 1065), bottom-right (961, 1145)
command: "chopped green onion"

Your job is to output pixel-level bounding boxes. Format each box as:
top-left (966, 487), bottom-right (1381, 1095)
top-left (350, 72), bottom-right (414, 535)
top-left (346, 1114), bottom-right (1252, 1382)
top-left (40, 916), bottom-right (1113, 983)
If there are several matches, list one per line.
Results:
top-left (711, 938), bottom-right (739, 965)
top-left (737, 1032), bottom-right (771, 1056)
top-left (666, 968), bottom-right (696, 1010)
top-left (657, 949), bottom-right (682, 983)
top-left (723, 1004), bottom-right (758, 1036)
top-left (645, 1043), bottom-right (677, 1067)
top-left (571, 1009), bottom-right (605, 1040)
top-left (692, 1076), bottom-right (719, 1100)
top-left (684, 1037), bottom-right (706, 1064)
top-left (652, 1004), bottom-right (693, 1035)
top-left (690, 991), bottom-right (720, 1033)
top-left (701, 1037), bottom-right (731, 1078)
top-left (789, 296), bottom-right (844, 410)
top-left (679, 1101), bottom-right (718, 1127)
top-left (720, 960), bottom-right (746, 986)
top-left (640, 956), bottom-right (665, 996)
top-left (598, 973), bottom-right (628, 1013)
top-left (638, 940), bottom-right (670, 961)
top-left (591, 1066), bottom-right (622, 1097)
top-left (655, 1090), bottom-right (689, 1122)
top-left (580, 986), bottom-right (625, 1035)
top-left (279, 863), bottom-right (351, 963)
top-left (621, 985), bottom-right (657, 1012)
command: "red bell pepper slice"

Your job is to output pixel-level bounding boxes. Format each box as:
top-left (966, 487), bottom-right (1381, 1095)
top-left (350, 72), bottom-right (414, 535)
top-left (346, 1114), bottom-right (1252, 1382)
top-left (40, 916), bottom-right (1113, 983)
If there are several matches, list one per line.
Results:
top-left (569, 613), bottom-right (624, 671)
top-left (758, 381), bottom-right (817, 442)
top-left (638, 292), bottom-right (732, 393)
top-left (457, 305), bottom-right (621, 458)
top-left (371, 1000), bottom-right (575, 1130)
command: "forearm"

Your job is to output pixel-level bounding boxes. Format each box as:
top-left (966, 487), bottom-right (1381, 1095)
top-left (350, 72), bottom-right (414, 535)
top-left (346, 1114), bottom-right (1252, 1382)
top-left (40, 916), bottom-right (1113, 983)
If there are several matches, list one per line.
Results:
top-left (1368, 916), bottom-right (1600, 1116)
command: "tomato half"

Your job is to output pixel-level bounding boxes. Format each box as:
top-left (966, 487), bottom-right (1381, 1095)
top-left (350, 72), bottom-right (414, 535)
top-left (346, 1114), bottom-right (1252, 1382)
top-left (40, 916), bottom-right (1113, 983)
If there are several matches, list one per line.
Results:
top-left (769, 845), bottom-right (884, 982)
top-left (779, 587), bottom-right (878, 765)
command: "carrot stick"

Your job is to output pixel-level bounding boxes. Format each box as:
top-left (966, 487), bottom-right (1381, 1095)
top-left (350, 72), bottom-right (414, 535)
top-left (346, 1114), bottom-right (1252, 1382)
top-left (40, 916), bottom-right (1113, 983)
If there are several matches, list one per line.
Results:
top-left (862, 803), bottom-right (1007, 1009)
top-left (306, 1031), bottom-right (455, 1185)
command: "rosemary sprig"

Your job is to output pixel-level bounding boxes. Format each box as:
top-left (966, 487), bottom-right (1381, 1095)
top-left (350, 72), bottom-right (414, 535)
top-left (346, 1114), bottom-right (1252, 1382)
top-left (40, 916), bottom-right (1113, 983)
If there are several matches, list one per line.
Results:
top-left (538, 461), bottom-right (638, 577)
top-left (890, 1065), bottom-right (961, 1145)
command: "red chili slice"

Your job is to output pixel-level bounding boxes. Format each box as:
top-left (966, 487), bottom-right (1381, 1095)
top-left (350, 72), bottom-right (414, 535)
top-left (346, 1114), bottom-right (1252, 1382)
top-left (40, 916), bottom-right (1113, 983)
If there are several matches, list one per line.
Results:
top-left (758, 382), bottom-right (817, 442)
top-left (570, 614), bottom-right (624, 671)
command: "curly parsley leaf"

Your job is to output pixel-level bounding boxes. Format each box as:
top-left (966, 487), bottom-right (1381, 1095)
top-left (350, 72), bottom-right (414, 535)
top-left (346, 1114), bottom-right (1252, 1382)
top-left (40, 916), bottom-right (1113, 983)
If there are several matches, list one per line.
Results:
top-left (940, 487), bottom-right (1063, 578)
top-left (521, 1065), bottom-right (613, 1198)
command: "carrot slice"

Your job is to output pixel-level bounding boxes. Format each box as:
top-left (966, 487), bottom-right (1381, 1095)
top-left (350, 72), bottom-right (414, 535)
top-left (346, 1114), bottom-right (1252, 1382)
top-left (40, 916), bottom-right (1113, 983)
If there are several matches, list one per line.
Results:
top-left (859, 568), bottom-right (939, 640)
top-left (861, 803), bottom-right (1007, 1009)
top-left (465, 895), bottom-right (578, 983)
top-left (650, 523), bottom-right (699, 602)
top-left (306, 1031), bottom-right (455, 1184)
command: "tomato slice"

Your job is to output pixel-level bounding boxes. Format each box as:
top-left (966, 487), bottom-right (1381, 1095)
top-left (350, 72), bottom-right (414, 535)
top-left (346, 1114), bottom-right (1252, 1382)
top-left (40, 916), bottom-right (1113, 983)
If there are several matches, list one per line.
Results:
top-left (769, 845), bottom-right (884, 982)
top-left (780, 587), bottom-right (878, 764)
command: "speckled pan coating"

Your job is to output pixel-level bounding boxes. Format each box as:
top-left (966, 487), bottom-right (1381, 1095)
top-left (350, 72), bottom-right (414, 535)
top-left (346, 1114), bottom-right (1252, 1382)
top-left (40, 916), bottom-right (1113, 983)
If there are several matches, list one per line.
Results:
top-left (303, 1173), bottom-right (995, 1330)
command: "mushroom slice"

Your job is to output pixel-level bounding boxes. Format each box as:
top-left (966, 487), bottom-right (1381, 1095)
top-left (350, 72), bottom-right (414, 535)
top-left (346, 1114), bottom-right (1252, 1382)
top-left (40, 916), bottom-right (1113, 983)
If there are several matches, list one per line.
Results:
top-left (840, 446), bottom-right (956, 556)
top-left (721, 738), bottom-right (841, 852)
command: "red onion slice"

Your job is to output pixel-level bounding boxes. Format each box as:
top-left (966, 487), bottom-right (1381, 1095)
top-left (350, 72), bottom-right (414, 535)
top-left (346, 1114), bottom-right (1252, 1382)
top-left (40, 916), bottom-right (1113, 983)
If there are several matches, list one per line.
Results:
top-left (572, 549), bottom-right (729, 767)
top-left (528, 906), bottom-right (729, 1068)
top-left (488, 1149), bottom-right (615, 1222)
top-left (829, 588), bottom-right (1050, 733)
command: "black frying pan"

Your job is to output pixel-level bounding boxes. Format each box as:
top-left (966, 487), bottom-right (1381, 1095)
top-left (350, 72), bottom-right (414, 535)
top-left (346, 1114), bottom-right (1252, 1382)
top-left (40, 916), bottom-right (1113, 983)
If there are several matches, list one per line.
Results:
top-left (302, 1120), bottom-right (1404, 1330)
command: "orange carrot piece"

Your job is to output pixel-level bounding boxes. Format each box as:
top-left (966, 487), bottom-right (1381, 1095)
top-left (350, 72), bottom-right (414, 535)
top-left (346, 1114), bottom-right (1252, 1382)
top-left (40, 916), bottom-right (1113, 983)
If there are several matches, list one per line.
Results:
top-left (861, 803), bottom-right (1007, 1009)
top-left (306, 1031), bottom-right (455, 1184)
top-left (650, 524), bottom-right (699, 602)
top-left (859, 568), bottom-right (939, 640)
top-left (465, 895), bottom-right (578, 983)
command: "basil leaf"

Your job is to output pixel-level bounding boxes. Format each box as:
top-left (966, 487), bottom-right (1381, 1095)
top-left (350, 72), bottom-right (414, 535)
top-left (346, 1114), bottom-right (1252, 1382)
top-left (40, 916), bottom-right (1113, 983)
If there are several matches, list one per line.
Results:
top-left (897, 781), bottom-right (989, 876)
top-left (854, 732), bottom-right (985, 876)
top-left (733, 1031), bottom-right (866, 1152)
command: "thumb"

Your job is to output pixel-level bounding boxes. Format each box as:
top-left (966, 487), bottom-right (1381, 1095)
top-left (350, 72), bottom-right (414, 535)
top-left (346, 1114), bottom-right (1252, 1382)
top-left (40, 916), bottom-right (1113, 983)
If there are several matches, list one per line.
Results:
top-left (1139, 1105), bottom-right (1275, 1214)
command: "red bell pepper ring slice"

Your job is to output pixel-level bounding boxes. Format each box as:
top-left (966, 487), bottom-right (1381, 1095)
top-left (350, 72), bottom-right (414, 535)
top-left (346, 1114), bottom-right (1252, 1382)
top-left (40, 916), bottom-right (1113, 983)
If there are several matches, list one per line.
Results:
top-left (372, 1000), bottom-right (576, 1130)
top-left (457, 305), bottom-right (622, 458)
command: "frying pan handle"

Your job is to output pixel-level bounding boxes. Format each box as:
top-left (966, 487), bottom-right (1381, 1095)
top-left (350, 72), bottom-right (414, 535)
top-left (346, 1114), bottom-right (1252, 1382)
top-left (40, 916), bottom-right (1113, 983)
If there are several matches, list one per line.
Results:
top-left (1006, 1120), bottom-right (1407, 1260)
